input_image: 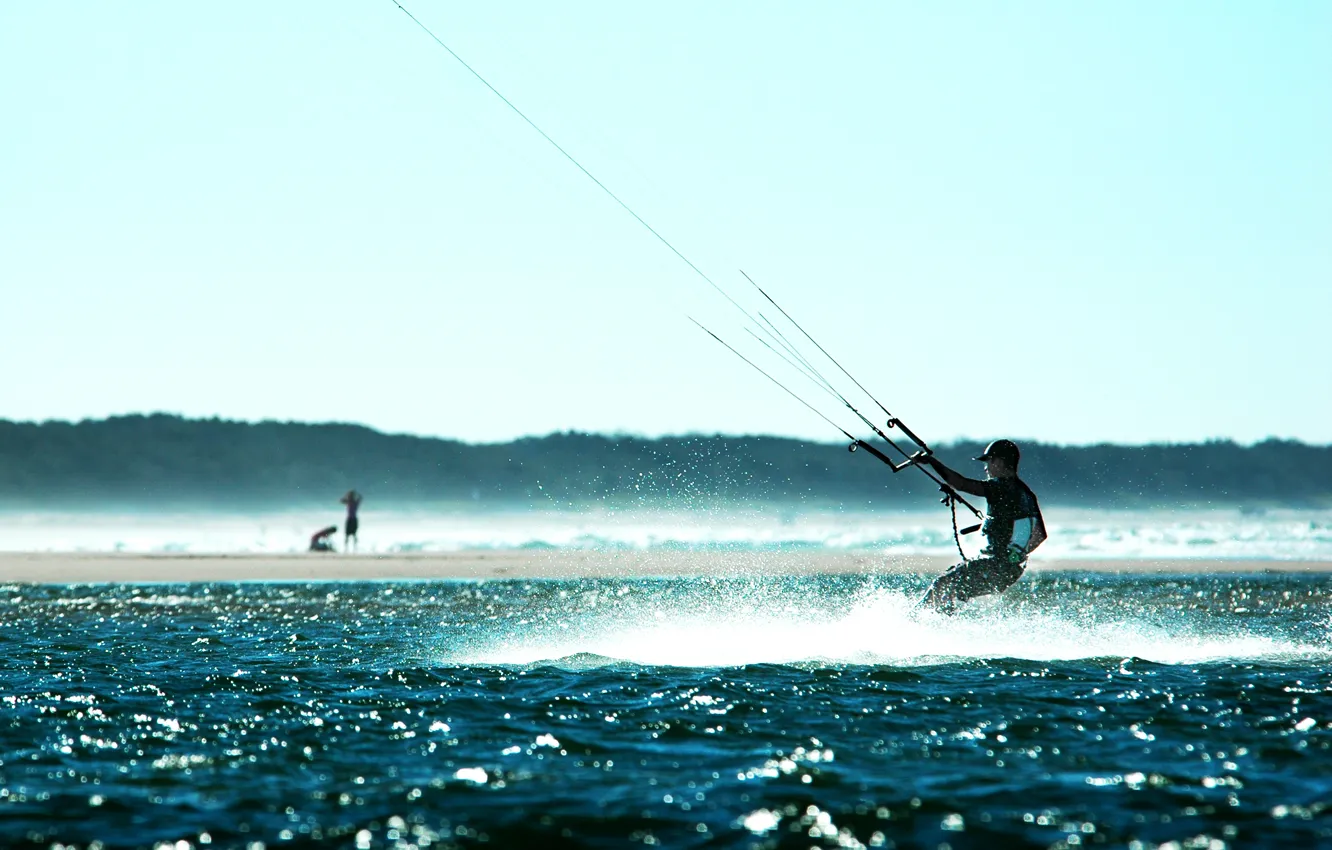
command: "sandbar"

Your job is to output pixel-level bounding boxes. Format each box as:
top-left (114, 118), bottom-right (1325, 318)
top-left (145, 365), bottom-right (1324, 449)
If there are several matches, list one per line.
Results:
top-left (0, 551), bottom-right (1328, 584)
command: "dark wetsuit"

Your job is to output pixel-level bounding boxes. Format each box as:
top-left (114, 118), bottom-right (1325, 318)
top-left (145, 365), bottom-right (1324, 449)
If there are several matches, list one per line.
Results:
top-left (924, 476), bottom-right (1042, 613)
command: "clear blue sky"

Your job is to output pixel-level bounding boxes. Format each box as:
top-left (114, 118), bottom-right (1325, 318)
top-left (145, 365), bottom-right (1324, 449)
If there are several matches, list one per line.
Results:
top-left (2, 2), bottom-right (1328, 445)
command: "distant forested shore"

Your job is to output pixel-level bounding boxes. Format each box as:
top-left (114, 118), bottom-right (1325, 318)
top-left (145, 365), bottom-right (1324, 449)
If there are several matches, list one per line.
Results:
top-left (0, 414), bottom-right (1328, 510)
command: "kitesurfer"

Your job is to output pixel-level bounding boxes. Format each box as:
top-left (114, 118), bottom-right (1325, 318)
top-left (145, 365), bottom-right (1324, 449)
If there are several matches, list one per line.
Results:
top-left (917, 439), bottom-right (1046, 613)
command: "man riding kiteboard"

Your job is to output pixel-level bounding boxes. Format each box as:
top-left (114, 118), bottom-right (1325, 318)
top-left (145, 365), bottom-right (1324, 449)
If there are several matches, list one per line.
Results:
top-left (917, 439), bottom-right (1047, 613)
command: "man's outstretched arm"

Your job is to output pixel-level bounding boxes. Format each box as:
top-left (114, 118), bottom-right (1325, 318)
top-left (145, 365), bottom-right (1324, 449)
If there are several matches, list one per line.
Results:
top-left (919, 455), bottom-right (986, 497)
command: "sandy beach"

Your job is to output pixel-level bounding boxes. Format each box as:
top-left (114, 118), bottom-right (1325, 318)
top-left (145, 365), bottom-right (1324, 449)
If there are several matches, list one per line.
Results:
top-left (1, 551), bottom-right (1329, 584)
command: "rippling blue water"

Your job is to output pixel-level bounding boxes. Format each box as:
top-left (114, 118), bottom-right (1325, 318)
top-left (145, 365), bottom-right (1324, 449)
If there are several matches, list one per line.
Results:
top-left (3, 573), bottom-right (1330, 849)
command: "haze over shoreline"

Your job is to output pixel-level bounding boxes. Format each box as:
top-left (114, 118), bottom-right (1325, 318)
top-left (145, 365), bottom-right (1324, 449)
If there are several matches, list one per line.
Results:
top-left (2, 414), bottom-right (1329, 510)
top-left (3, 551), bottom-right (1330, 585)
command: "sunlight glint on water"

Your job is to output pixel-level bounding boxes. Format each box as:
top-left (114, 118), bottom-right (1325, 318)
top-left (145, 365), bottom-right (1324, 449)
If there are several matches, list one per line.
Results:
top-left (2, 574), bottom-right (1330, 848)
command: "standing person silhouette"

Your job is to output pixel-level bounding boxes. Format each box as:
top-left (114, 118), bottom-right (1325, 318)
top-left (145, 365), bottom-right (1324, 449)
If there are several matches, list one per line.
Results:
top-left (340, 490), bottom-right (362, 553)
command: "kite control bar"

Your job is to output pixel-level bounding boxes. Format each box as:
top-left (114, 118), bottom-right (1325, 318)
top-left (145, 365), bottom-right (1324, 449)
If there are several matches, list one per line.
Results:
top-left (849, 440), bottom-right (929, 473)
top-left (849, 436), bottom-right (983, 531)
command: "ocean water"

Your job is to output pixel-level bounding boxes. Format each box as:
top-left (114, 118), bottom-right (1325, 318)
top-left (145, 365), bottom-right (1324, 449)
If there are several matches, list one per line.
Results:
top-left (2, 507), bottom-right (1331, 560)
top-left (3, 573), bottom-right (1330, 849)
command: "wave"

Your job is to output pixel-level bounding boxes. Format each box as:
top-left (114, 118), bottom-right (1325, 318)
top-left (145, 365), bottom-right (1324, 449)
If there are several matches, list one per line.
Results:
top-left (3, 507), bottom-right (1331, 560)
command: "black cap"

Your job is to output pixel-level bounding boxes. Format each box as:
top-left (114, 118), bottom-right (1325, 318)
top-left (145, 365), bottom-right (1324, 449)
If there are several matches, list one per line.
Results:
top-left (975, 439), bottom-right (1020, 464)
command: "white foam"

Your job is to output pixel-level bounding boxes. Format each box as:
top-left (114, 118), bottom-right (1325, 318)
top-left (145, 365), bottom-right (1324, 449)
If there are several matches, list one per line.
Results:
top-left (2, 507), bottom-right (1330, 560)
top-left (457, 586), bottom-right (1329, 669)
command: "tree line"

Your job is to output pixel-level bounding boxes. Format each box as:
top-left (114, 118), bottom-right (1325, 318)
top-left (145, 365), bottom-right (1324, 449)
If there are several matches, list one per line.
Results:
top-left (0, 414), bottom-right (1327, 510)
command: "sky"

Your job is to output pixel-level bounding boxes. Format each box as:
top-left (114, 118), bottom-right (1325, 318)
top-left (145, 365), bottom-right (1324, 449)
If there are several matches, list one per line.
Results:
top-left (2, 2), bottom-right (1328, 446)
